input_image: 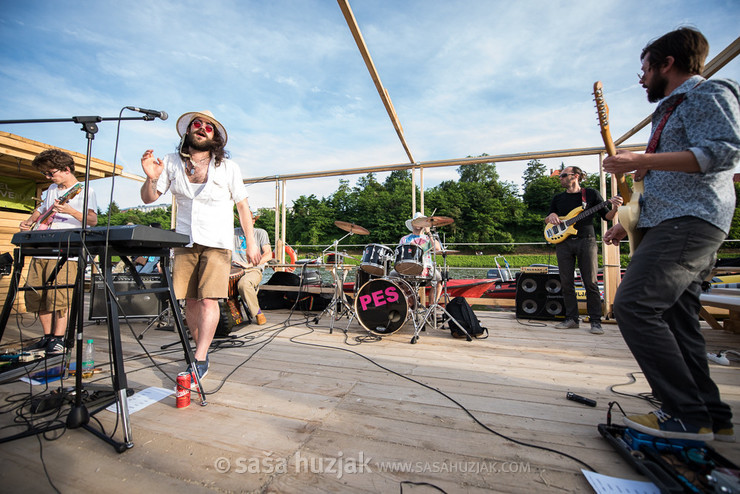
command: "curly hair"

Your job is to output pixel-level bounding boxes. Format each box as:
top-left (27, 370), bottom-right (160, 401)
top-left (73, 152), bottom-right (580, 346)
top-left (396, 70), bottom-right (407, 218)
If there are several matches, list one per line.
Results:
top-left (32, 148), bottom-right (75, 174)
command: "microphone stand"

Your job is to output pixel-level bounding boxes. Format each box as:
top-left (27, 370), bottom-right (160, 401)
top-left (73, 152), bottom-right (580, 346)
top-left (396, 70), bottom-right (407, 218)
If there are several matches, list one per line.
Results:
top-left (0, 113), bottom-right (156, 452)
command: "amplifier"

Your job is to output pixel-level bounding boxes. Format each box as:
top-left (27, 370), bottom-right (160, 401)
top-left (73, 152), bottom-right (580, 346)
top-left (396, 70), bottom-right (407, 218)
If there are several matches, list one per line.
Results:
top-left (89, 274), bottom-right (164, 320)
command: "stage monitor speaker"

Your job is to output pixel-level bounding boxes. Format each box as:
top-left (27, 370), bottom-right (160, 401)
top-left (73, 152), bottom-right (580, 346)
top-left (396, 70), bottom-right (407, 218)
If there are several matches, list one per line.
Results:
top-left (515, 273), bottom-right (565, 320)
top-left (89, 274), bottom-right (164, 320)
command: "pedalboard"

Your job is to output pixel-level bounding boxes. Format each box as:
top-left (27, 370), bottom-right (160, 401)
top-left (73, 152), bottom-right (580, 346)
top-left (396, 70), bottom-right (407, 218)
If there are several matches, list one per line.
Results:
top-left (599, 423), bottom-right (739, 493)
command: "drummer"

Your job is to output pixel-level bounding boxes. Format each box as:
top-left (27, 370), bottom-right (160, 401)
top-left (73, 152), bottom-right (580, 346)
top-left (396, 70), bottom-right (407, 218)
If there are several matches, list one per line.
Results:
top-left (391, 212), bottom-right (443, 303)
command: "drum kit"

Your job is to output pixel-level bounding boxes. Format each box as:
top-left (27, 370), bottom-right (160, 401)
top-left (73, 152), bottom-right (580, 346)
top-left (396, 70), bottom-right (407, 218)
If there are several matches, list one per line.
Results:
top-left (313, 215), bottom-right (471, 343)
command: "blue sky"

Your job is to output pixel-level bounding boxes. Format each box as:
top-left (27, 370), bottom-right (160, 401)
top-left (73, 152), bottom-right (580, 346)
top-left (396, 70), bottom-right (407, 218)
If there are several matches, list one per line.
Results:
top-left (1, 0), bottom-right (738, 213)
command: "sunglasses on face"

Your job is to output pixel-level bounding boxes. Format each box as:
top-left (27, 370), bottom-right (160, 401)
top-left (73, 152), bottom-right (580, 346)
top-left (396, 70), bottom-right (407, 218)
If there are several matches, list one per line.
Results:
top-left (191, 120), bottom-right (214, 133)
top-left (43, 169), bottom-right (60, 178)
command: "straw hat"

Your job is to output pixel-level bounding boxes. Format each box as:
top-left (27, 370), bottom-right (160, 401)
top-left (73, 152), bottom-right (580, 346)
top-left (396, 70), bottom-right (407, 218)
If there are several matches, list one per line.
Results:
top-left (176, 110), bottom-right (228, 145)
top-left (405, 212), bottom-right (426, 232)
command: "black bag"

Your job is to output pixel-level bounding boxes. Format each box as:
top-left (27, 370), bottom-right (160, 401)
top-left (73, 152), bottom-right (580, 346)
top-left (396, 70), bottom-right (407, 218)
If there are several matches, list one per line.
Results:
top-left (444, 297), bottom-right (488, 339)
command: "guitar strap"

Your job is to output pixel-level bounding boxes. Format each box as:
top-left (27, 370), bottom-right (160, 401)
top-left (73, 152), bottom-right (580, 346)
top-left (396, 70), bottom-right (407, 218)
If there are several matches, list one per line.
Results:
top-left (645, 81), bottom-right (702, 154)
top-left (581, 188), bottom-right (587, 210)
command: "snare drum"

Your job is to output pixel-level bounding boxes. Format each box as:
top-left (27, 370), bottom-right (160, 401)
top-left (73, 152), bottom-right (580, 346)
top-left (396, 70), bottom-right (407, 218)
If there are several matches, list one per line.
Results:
top-left (394, 244), bottom-right (424, 276)
top-left (354, 278), bottom-right (417, 335)
top-left (360, 244), bottom-right (393, 276)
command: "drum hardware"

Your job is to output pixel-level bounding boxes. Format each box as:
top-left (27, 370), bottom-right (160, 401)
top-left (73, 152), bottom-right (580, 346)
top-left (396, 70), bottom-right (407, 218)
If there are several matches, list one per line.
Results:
top-left (313, 220), bottom-right (370, 333)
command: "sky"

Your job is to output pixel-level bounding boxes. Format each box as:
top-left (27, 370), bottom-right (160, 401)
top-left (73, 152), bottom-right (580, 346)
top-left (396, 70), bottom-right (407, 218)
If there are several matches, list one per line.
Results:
top-left (1, 0), bottom-right (738, 214)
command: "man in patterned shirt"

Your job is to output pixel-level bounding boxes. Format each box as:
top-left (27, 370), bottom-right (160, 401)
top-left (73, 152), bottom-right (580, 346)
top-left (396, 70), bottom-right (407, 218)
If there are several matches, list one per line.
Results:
top-left (603, 27), bottom-right (739, 442)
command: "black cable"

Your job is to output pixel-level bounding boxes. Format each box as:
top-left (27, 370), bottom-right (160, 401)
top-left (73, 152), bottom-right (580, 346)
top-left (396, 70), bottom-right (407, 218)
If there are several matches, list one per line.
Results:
top-left (288, 325), bottom-right (598, 473)
top-left (400, 480), bottom-right (448, 493)
top-left (608, 372), bottom-right (660, 408)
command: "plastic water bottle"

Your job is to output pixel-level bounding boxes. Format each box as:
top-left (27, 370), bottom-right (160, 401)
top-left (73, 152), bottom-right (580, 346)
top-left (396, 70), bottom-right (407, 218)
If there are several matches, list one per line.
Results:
top-left (82, 339), bottom-right (94, 378)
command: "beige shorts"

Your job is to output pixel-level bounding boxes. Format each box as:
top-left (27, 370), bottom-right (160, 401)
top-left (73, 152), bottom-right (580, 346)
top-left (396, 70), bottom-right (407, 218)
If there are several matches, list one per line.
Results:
top-left (24, 258), bottom-right (78, 312)
top-left (172, 244), bottom-right (231, 300)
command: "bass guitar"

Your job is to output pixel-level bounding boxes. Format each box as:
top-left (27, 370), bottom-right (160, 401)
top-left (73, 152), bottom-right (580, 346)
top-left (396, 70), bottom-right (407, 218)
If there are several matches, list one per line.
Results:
top-left (544, 200), bottom-right (612, 244)
top-left (30, 182), bottom-right (84, 231)
top-left (593, 81), bottom-right (643, 255)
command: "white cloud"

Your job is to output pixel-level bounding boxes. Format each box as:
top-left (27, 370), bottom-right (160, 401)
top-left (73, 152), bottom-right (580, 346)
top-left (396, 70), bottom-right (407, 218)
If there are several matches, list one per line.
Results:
top-left (0, 0), bottom-right (738, 214)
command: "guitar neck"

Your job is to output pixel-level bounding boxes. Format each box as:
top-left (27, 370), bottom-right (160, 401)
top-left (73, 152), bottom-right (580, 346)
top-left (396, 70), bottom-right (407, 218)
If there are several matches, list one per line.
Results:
top-left (564, 201), bottom-right (610, 227)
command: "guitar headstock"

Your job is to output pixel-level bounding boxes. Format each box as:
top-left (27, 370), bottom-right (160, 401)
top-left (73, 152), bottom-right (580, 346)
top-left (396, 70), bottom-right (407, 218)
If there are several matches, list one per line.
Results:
top-left (593, 81), bottom-right (610, 131)
top-left (593, 81), bottom-right (617, 157)
top-left (593, 81), bottom-right (630, 200)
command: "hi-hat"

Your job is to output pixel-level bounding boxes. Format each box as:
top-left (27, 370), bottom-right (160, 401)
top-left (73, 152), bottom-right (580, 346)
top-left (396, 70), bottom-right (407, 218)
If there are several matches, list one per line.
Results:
top-left (334, 220), bottom-right (369, 235)
top-left (412, 215), bottom-right (454, 228)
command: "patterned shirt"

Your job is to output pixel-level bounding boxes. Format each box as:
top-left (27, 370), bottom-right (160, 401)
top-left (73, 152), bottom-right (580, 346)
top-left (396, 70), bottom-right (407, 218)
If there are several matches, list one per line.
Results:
top-left (638, 75), bottom-right (740, 233)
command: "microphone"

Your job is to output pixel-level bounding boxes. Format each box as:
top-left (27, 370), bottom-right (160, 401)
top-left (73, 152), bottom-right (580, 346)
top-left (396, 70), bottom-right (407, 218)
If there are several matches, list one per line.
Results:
top-left (125, 106), bottom-right (168, 120)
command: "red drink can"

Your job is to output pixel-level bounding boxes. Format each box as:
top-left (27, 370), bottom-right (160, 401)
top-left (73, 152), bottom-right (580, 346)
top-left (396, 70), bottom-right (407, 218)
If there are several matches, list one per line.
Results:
top-left (176, 372), bottom-right (191, 408)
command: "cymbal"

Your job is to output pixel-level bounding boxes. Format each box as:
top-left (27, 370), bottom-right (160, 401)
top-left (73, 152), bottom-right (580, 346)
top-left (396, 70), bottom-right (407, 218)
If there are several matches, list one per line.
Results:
top-left (334, 220), bottom-right (369, 235)
top-left (412, 215), bottom-right (455, 228)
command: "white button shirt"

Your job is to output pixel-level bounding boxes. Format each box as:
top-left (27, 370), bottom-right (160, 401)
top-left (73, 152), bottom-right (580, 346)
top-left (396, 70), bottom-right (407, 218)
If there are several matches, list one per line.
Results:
top-left (156, 153), bottom-right (248, 249)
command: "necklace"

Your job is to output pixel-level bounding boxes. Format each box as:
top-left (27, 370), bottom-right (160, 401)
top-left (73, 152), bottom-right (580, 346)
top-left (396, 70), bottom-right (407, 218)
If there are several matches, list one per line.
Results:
top-left (186, 155), bottom-right (210, 175)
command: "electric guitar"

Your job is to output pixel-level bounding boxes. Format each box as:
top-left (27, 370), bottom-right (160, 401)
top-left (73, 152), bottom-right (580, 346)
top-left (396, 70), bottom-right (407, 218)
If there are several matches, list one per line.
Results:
top-left (30, 182), bottom-right (83, 231)
top-left (544, 200), bottom-right (612, 244)
top-left (593, 81), bottom-right (643, 255)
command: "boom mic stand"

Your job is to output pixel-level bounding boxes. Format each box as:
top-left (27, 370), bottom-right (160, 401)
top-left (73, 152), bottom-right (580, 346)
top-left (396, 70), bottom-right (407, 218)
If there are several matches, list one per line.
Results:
top-left (0, 113), bottom-right (158, 452)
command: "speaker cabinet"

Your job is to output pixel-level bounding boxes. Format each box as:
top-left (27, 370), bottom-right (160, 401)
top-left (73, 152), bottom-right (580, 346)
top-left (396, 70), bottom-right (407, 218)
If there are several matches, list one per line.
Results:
top-left (89, 274), bottom-right (164, 320)
top-left (515, 273), bottom-right (565, 320)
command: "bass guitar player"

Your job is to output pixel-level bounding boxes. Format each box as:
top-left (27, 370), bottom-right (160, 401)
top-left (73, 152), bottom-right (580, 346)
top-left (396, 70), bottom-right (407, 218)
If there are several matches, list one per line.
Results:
top-left (544, 165), bottom-right (622, 334)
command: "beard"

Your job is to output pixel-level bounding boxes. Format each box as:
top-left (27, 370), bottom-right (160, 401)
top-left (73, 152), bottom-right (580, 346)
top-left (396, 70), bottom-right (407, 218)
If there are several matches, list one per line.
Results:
top-left (646, 73), bottom-right (668, 103)
top-left (185, 131), bottom-right (218, 153)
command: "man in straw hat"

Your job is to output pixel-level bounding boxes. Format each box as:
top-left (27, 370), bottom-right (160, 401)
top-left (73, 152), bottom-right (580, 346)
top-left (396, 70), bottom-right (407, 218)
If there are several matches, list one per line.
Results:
top-left (141, 110), bottom-right (260, 382)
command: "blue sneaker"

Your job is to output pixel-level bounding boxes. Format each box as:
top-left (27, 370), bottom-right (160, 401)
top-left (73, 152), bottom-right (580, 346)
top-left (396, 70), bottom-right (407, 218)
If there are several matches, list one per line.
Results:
top-left (624, 409), bottom-right (713, 441)
top-left (188, 356), bottom-right (209, 382)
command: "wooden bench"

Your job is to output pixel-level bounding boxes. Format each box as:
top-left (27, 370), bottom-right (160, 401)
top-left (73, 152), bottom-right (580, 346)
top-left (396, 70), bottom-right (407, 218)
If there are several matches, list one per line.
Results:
top-left (700, 287), bottom-right (740, 333)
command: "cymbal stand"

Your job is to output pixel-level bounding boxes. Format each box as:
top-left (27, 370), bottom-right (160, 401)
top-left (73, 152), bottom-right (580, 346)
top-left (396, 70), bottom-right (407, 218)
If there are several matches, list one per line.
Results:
top-left (313, 232), bottom-right (355, 333)
top-left (412, 230), bottom-right (472, 343)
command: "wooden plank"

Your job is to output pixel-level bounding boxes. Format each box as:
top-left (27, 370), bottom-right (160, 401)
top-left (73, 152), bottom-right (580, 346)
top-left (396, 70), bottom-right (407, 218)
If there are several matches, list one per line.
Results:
top-left (0, 304), bottom-right (736, 493)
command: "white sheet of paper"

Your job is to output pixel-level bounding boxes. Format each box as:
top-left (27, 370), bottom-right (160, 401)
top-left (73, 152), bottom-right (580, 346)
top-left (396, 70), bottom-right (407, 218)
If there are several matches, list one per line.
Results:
top-left (582, 469), bottom-right (660, 494)
top-left (106, 386), bottom-right (174, 414)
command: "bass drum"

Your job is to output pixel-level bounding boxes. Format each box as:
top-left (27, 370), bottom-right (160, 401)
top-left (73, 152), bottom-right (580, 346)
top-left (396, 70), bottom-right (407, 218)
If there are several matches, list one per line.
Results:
top-left (354, 278), bottom-right (417, 335)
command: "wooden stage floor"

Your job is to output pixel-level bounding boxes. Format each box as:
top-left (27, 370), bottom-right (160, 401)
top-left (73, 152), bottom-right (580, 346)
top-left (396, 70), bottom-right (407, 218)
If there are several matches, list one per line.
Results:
top-left (0, 306), bottom-right (738, 493)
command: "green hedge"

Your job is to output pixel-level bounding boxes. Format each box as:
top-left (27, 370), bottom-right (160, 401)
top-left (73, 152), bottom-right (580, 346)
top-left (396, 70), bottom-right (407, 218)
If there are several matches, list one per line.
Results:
top-left (294, 252), bottom-right (632, 269)
top-left (444, 254), bottom-right (631, 269)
